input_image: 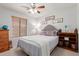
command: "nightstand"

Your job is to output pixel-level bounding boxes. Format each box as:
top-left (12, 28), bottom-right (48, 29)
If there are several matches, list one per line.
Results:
top-left (58, 29), bottom-right (78, 52)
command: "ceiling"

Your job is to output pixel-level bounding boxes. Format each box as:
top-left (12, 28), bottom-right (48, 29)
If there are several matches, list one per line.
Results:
top-left (0, 3), bottom-right (77, 18)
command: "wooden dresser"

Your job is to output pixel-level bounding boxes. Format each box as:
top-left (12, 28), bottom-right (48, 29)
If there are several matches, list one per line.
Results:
top-left (0, 30), bottom-right (9, 52)
top-left (58, 29), bottom-right (78, 52)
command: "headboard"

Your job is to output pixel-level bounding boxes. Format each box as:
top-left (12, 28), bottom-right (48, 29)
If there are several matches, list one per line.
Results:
top-left (40, 25), bottom-right (58, 36)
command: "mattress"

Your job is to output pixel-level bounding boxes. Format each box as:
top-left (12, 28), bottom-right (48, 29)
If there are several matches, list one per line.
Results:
top-left (18, 35), bottom-right (58, 56)
top-left (26, 35), bottom-right (58, 51)
top-left (42, 36), bottom-right (58, 51)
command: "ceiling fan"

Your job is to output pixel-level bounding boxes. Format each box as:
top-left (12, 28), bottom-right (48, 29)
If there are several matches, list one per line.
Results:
top-left (22, 3), bottom-right (45, 14)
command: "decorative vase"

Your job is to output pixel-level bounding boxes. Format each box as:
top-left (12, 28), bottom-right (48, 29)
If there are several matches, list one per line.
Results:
top-left (2, 25), bottom-right (8, 30)
top-left (65, 25), bottom-right (68, 32)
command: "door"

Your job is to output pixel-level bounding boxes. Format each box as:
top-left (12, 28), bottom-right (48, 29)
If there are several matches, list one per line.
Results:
top-left (12, 16), bottom-right (20, 37)
top-left (20, 18), bottom-right (27, 36)
top-left (12, 16), bottom-right (27, 38)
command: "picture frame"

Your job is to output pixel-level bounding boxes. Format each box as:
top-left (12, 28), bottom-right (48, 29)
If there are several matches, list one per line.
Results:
top-left (56, 18), bottom-right (63, 23)
top-left (41, 20), bottom-right (47, 25)
top-left (45, 15), bottom-right (55, 21)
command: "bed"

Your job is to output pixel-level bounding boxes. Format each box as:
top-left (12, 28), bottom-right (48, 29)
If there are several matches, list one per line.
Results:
top-left (17, 25), bottom-right (59, 56)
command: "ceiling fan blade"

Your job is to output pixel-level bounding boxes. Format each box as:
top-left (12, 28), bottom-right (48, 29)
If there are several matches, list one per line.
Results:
top-left (30, 3), bottom-right (36, 9)
top-left (37, 6), bottom-right (45, 8)
top-left (37, 10), bottom-right (40, 13)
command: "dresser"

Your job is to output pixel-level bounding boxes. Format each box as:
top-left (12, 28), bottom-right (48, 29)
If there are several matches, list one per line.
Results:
top-left (0, 30), bottom-right (9, 52)
top-left (58, 29), bottom-right (78, 52)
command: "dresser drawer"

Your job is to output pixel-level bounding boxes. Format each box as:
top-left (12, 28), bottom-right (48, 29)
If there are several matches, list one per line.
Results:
top-left (0, 42), bottom-right (9, 45)
top-left (0, 46), bottom-right (9, 52)
top-left (0, 39), bottom-right (9, 43)
top-left (0, 30), bottom-right (8, 35)
top-left (0, 35), bottom-right (8, 39)
top-left (0, 43), bottom-right (9, 48)
top-left (0, 39), bottom-right (8, 43)
top-left (0, 41), bottom-right (9, 47)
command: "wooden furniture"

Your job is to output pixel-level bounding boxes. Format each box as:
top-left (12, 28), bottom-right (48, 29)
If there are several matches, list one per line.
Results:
top-left (0, 30), bottom-right (9, 52)
top-left (58, 29), bottom-right (78, 52)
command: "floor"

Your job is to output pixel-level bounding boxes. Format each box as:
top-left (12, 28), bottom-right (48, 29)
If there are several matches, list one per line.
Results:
top-left (0, 47), bottom-right (79, 56)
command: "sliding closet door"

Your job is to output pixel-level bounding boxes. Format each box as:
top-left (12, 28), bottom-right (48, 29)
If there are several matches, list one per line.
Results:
top-left (20, 18), bottom-right (27, 36)
top-left (12, 16), bottom-right (27, 38)
top-left (12, 16), bottom-right (20, 37)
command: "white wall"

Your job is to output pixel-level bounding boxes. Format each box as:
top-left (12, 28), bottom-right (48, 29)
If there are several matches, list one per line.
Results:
top-left (77, 4), bottom-right (79, 51)
top-left (77, 4), bottom-right (79, 30)
top-left (27, 5), bottom-right (77, 35)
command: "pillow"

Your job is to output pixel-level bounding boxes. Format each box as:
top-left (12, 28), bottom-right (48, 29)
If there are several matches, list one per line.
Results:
top-left (40, 30), bottom-right (57, 36)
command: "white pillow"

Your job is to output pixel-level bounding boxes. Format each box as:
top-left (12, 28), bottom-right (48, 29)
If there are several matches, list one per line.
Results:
top-left (40, 30), bottom-right (57, 36)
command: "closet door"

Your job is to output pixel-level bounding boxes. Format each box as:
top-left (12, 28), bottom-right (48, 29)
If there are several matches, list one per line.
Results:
top-left (20, 18), bottom-right (27, 36)
top-left (12, 16), bottom-right (20, 37)
top-left (12, 16), bottom-right (27, 38)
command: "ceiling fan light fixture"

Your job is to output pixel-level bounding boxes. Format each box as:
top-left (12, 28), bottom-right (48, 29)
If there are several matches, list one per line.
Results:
top-left (22, 3), bottom-right (44, 14)
top-left (31, 3), bottom-right (34, 6)
top-left (29, 9), bottom-right (34, 14)
top-left (29, 9), bottom-right (38, 14)
top-left (31, 3), bottom-right (35, 6)
top-left (34, 9), bottom-right (37, 13)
